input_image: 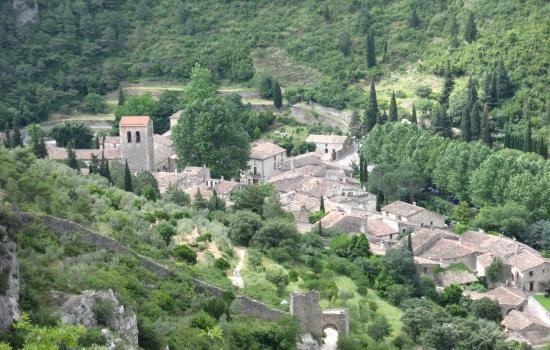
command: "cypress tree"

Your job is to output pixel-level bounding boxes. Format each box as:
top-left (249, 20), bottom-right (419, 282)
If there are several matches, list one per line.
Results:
top-left (359, 154), bottom-right (364, 183)
top-left (118, 87), bottom-right (126, 106)
top-left (409, 5), bottom-right (420, 28)
top-left (4, 122), bottom-right (11, 149)
top-left (496, 60), bottom-right (512, 101)
top-left (273, 80), bottom-right (283, 109)
top-left (481, 103), bottom-right (492, 147)
top-left (376, 191), bottom-right (383, 212)
top-left (99, 152), bottom-right (112, 183)
top-left (411, 104), bottom-right (417, 124)
top-left (67, 145), bottom-right (78, 170)
top-left (488, 71), bottom-right (498, 108)
top-left (350, 110), bottom-right (362, 138)
top-left (124, 160), bottom-right (133, 192)
top-left (524, 99), bottom-right (532, 152)
top-left (29, 125), bottom-right (47, 159)
top-left (407, 231), bottom-right (413, 253)
top-left (366, 30), bottom-right (376, 68)
top-left (318, 220), bottom-right (323, 236)
top-left (466, 77), bottom-right (478, 107)
top-left (94, 135), bottom-right (100, 149)
top-left (11, 119), bottom-right (23, 148)
top-left (544, 100), bottom-right (550, 126)
top-left (464, 11), bottom-right (477, 43)
top-left (439, 62), bottom-right (454, 105)
top-left (382, 39), bottom-right (388, 63)
top-left (320, 195), bottom-right (325, 212)
top-left (389, 91), bottom-right (398, 122)
top-left (364, 81), bottom-right (379, 132)
top-left (470, 101), bottom-right (481, 140)
top-left (461, 105), bottom-right (472, 141)
top-left (433, 105), bottom-right (452, 138)
top-left (89, 154), bottom-right (99, 174)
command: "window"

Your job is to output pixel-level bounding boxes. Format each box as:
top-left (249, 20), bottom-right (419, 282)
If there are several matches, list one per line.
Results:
top-left (136, 131), bottom-right (141, 143)
top-left (423, 268), bottom-right (428, 273)
top-left (127, 131), bottom-right (132, 143)
top-left (529, 271), bottom-right (533, 277)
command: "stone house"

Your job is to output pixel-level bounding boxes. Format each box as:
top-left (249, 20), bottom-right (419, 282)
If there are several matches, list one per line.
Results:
top-left (365, 216), bottom-right (399, 241)
top-left (243, 141), bottom-right (287, 184)
top-left (502, 310), bottom-right (550, 346)
top-left (465, 286), bottom-right (527, 316)
top-left (305, 134), bottom-right (352, 161)
top-left (381, 201), bottom-right (446, 232)
top-left (319, 211), bottom-right (367, 234)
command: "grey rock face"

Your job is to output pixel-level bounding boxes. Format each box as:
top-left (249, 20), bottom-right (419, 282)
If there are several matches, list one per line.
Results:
top-left (0, 230), bottom-right (21, 332)
top-left (55, 289), bottom-right (138, 349)
top-left (297, 333), bottom-right (320, 350)
top-left (12, 0), bottom-right (39, 25)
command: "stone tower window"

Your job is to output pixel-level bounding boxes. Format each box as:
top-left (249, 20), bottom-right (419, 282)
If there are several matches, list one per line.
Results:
top-left (127, 131), bottom-right (132, 143)
top-left (136, 131), bottom-right (141, 143)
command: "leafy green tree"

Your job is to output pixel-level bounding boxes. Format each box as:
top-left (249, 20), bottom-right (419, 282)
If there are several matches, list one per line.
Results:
top-left (3, 122), bottom-right (11, 149)
top-left (228, 211), bottom-right (263, 246)
top-left (367, 315), bottom-right (392, 342)
top-left (349, 110), bottom-right (362, 138)
top-left (172, 96), bottom-right (250, 178)
top-left (232, 184), bottom-right (274, 216)
top-left (496, 60), bottom-right (513, 100)
top-left (51, 121), bottom-right (94, 148)
top-left (364, 81), bottom-right (379, 132)
top-left (171, 245), bottom-right (197, 264)
top-left (134, 170), bottom-right (160, 200)
top-left (252, 219), bottom-right (300, 254)
top-left (153, 90), bottom-right (180, 134)
top-left (163, 183), bottom-right (190, 206)
top-left (382, 248), bottom-right (417, 286)
top-left (266, 268), bottom-right (289, 289)
top-left (389, 91), bottom-right (398, 122)
top-left (470, 298), bottom-right (502, 322)
top-left (208, 190), bottom-right (226, 211)
top-left (524, 99), bottom-right (532, 152)
top-left (123, 160), bottom-right (132, 192)
top-left (182, 64), bottom-right (218, 107)
top-left (521, 220), bottom-right (550, 251)
top-left (113, 94), bottom-right (157, 134)
top-left (366, 30), bottom-right (376, 67)
top-left (486, 257), bottom-right (503, 283)
top-left (82, 93), bottom-right (106, 114)
top-left (423, 322), bottom-right (460, 350)
top-left (442, 284), bottom-right (463, 305)
top-left (11, 314), bottom-right (85, 349)
top-left (258, 75), bottom-right (274, 98)
top-left (273, 80), bottom-right (283, 109)
top-left (156, 222), bottom-right (176, 245)
top-left (348, 234), bottom-right (371, 260)
top-left (472, 203), bottom-right (528, 238)
top-left (452, 201), bottom-right (473, 224)
top-left (402, 307), bottom-right (433, 341)
top-left (464, 11), bottom-right (477, 43)
top-left (10, 119), bottom-right (22, 148)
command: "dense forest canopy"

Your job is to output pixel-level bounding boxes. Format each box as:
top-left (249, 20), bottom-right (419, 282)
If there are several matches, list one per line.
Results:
top-left (1, 0), bottom-right (549, 139)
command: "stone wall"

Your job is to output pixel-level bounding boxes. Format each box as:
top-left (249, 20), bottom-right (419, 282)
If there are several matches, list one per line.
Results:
top-left (322, 309), bottom-right (349, 335)
top-left (290, 291), bottom-right (323, 337)
top-left (0, 232), bottom-right (20, 331)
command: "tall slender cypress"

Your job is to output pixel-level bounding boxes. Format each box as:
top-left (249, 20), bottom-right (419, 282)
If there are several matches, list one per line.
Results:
top-left (94, 135), bottom-right (100, 149)
top-left (464, 11), bottom-right (477, 43)
top-left (366, 30), bottom-right (376, 68)
top-left (320, 195), bottom-right (325, 212)
top-left (389, 91), bottom-right (398, 122)
top-left (496, 60), bottom-right (512, 100)
top-left (461, 105), bottom-right (472, 141)
top-left (350, 110), bottom-right (362, 138)
top-left (4, 122), bottom-right (11, 149)
top-left (273, 80), bottom-right (282, 109)
top-left (124, 160), bottom-right (133, 192)
top-left (67, 145), bottom-right (78, 170)
top-left (411, 104), bottom-right (417, 124)
top-left (470, 101), bottom-right (481, 140)
top-left (489, 71), bottom-right (498, 108)
top-left (118, 87), bottom-right (126, 106)
top-left (433, 105), bottom-right (452, 138)
top-left (524, 98), bottom-right (532, 152)
top-left (359, 154), bottom-right (364, 183)
top-left (481, 103), bottom-right (492, 147)
top-left (11, 119), bottom-right (23, 148)
top-left (439, 62), bottom-right (454, 105)
top-left (364, 81), bottom-right (379, 132)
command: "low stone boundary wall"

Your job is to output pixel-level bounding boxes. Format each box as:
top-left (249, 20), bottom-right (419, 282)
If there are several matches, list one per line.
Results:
top-left (20, 213), bottom-right (285, 321)
top-left (526, 296), bottom-right (550, 326)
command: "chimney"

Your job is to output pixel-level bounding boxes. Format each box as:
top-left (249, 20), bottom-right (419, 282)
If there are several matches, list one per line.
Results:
top-left (412, 201), bottom-right (417, 206)
top-left (221, 175), bottom-right (224, 181)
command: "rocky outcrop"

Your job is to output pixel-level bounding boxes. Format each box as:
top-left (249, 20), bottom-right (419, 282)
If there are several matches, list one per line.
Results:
top-left (297, 333), bottom-right (320, 350)
top-left (12, 0), bottom-right (39, 25)
top-left (0, 227), bottom-right (20, 332)
top-left (53, 289), bottom-right (138, 349)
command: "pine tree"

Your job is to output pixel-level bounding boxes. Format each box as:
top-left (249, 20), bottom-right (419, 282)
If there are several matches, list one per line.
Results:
top-left (389, 91), bottom-right (398, 122)
top-left (320, 195), bottom-right (325, 212)
top-left (366, 30), bottom-right (376, 68)
top-left (273, 80), bottom-right (283, 109)
top-left (524, 98), bottom-right (532, 152)
top-left (409, 6), bottom-right (420, 28)
top-left (124, 160), bottom-right (133, 192)
top-left (364, 81), bottom-right (379, 132)
top-left (439, 62), bottom-right (454, 105)
top-left (470, 101), bottom-right (481, 140)
top-left (118, 87), bottom-right (126, 106)
top-left (464, 11), bottom-right (477, 43)
top-left (349, 110), bottom-right (362, 138)
top-left (496, 60), bottom-right (512, 101)
top-left (67, 145), bottom-right (78, 170)
top-left (481, 103), bottom-right (492, 147)
top-left (411, 104), bottom-right (417, 124)
top-left (461, 105), bottom-right (472, 141)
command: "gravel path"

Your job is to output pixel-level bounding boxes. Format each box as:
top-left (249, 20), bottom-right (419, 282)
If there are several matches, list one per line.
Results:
top-left (229, 247), bottom-right (246, 289)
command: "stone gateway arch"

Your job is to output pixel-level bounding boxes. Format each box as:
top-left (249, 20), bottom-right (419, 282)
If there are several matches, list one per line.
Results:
top-left (290, 291), bottom-right (349, 338)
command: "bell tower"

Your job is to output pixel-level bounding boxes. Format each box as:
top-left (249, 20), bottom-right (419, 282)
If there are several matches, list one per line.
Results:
top-left (119, 116), bottom-right (155, 171)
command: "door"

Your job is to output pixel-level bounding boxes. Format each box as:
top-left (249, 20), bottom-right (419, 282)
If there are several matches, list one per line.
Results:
top-left (529, 281), bottom-right (534, 291)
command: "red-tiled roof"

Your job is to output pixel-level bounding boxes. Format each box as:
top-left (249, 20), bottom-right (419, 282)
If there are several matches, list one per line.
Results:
top-left (119, 116), bottom-right (151, 127)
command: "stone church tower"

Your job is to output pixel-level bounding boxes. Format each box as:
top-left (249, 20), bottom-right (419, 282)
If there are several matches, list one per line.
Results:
top-left (119, 116), bottom-right (155, 172)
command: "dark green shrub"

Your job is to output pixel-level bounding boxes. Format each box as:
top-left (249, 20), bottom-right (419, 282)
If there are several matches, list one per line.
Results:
top-left (171, 245), bottom-right (197, 264)
top-left (214, 258), bottom-right (230, 271)
top-left (93, 299), bottom-right (114, 326)
top-left (190, 311), bottom-right (216, 331)
top-left (79, 327), bottom-right (107, 347)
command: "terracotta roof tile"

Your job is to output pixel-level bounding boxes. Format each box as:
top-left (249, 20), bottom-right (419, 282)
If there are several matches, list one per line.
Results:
top-left (250, 141), bottom-right (286, 159)
top-left (305, 134), bottom-right (348, 144)
top-left (119, 116), bottom-right (151, 127)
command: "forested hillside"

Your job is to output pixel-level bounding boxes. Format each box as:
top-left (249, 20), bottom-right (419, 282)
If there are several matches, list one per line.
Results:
top-left (1, 0), bottom-right (549, 138)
